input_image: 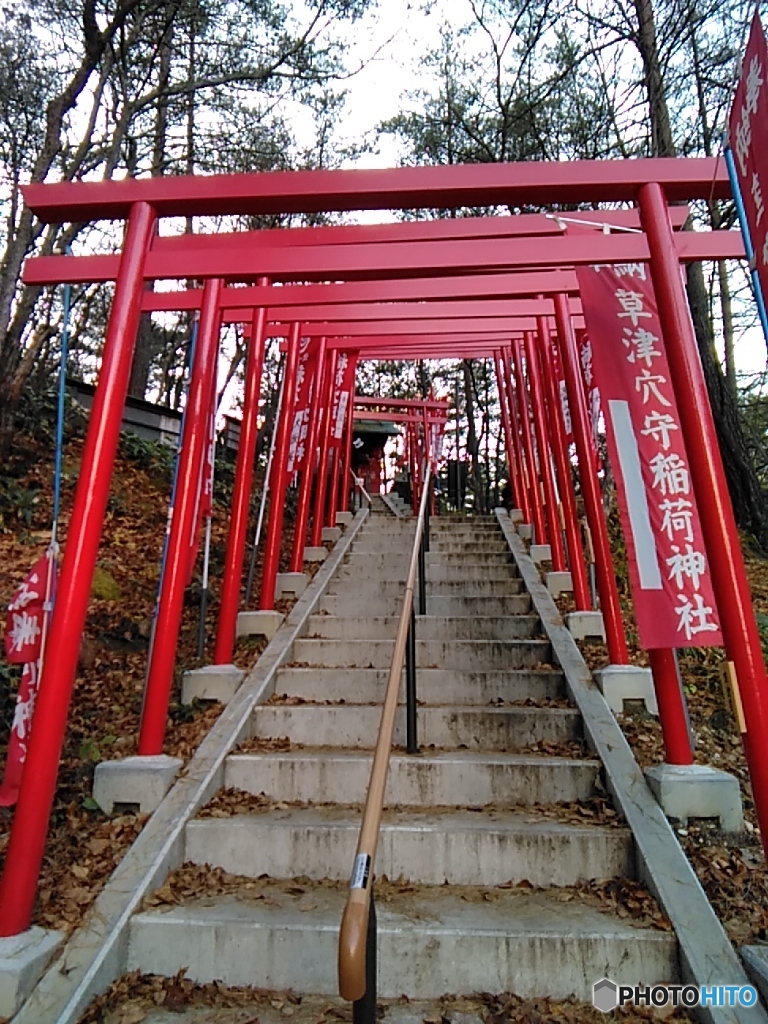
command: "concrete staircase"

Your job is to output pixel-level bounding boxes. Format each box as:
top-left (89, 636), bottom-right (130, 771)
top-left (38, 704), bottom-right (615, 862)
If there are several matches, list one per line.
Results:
top-left (125, 513), bottom-right (678, 1002)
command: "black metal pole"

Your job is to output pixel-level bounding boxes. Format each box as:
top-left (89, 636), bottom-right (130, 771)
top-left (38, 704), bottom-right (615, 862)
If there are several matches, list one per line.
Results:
top-left (418, 533), bottom-right (427, 616)
top-left (424, 483), bottom-right (431, 552)
top-left (406, 605), bottom-right (418, 754)
top-left (353, 889), bottom-right (377, 1024)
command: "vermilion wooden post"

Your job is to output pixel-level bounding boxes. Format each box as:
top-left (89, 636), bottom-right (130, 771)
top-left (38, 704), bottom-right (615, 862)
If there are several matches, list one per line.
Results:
top-left (139, 278), bottom-right (223, 754)
top-left (554, 292), bottom-right (630, 666)
top-left (339, 385), bottom-right (355, 511)
top-left (639, 181), bottom-right (768, 846)
top-left (326, 447), bottom-right (341, 527)
top-left (214, 292), bottom-right (269, 664)
top-left (512, 337), bottom-right (547, 543)
top-left (259, 323), bottom-right (301, 609)
top-left (649, 648), bottom-right (694, 765)
top-left (310, 348), bottom-right (338, 547)
top-left (291, 336), bottom-right (327, 570)
top-left (525, 329), bottom-right (566, 570)
top-left (493, 350), bottom-right (523, 511)
top-left (0, 201), bottom-right (157, 936)
top-left (501, 346), bottom-right (531, 522)
top-left (535, 318), bottom-right (591, 610)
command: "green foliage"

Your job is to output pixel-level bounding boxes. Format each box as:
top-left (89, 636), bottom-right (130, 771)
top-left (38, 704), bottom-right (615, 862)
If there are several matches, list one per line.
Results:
top-left (118, 431), bottom-right (175, 484)
top-left (0, 478), bottom-right (40, 530)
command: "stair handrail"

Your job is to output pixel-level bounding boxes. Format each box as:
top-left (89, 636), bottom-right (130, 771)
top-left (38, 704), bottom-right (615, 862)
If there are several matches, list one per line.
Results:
top-left (350, 467), bottom-right (372, 510)
top-left (337, 460), bottom-right (432, 1006)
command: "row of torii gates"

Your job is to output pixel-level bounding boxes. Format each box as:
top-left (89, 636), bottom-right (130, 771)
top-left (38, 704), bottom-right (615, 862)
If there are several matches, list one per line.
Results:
top-left (1, 159), bottom-right (766, 940)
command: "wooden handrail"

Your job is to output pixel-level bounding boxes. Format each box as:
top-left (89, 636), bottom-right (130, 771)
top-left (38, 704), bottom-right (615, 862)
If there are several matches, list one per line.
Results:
top-left (338, 462), bottom-right (432, 1002)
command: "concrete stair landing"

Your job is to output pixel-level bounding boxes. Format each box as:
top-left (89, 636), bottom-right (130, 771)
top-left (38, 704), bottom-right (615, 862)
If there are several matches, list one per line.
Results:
top-left (127, 511), bottom-right (677, 1004)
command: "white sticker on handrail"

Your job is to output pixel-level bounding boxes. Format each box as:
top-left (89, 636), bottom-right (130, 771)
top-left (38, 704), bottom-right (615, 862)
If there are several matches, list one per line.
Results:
top-left (350, 854), bottom-right (371, 890)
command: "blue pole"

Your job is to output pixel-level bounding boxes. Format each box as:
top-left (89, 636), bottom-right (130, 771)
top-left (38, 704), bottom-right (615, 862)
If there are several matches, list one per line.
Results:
top-left (723, 140), bottom-right (768, 350)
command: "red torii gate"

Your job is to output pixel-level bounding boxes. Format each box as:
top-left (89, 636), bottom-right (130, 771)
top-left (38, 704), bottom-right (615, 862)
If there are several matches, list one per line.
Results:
top-left (2, 157), bottom-right (767, 944)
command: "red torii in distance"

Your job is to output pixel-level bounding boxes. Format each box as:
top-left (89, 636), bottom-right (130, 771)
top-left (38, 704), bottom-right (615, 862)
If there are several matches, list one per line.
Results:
top-left (3, 156), bottom-right (768, 942)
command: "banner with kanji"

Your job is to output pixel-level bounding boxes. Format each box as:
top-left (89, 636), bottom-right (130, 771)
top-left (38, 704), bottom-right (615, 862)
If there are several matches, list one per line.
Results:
top-left (576, 262), bottom-right (722, 650)
top-left (287, 336), bottom-right (320, 474)
top-left (728, 12), bottom-right (768, 304)
top-left (329, 351), bottom-right (358, 448)
top-left (551, 342), bottom-right (573, 444)
top-left (1, 550), bottom-right (57, 805)
top-left (577, 331), bottom-right (602, 462)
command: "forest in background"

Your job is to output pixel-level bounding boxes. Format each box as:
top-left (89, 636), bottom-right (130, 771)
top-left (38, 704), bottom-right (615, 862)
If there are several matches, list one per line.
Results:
top-left (2, 0), bottom-right (768, 540)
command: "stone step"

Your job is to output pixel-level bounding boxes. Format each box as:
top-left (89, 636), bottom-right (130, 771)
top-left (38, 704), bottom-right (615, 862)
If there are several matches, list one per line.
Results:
top-left (319, 593), bottom-right (532, 617)
top-left (423, 565), bottom-right (519, 582)
top-left (184, 807), bottom-right (632, 887)
top-left (127, 885), bottom-right (676, 1000)
top-left (334, 567), bottom-right (519, 586)
top-left (326, 578), bottom-right (525, 597)
top-left (250, 703), bottom-right (580, 749)
top-left (224, 750), bottom-right (598, 806)
top-left (429, 539), bottom-right (508, 550)
top-left (425, 550), bottom-right (513, 564)
top-left (424, 594), bottom-right (532, 616)
top-left (305, 613), bottom-right (541, 641)
top-left (290, 638), bottom-right (551, 670)
top-left (275, 667), bottom-right (565, 703)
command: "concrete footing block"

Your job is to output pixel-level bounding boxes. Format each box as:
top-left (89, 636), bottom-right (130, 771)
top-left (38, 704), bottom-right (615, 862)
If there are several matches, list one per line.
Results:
top-left (517, 523), bottom-right (533, 540)
top-left (182, 663), bottom-right (245, 704)
top-left (236, 609), bottom-right (285, 640)
top-left (321, 526), bottom-right (342, 544)
top-left (275, 572), bottom-right (309, 600)
top-left (530, 543), bottom-right (552, 564)
top-left (510, 508), bottom-right (524, 523)
top-left (546, 570), bottom-right (573, 598)
top-left (0, 927), bottom-right (65, 1019)
top-left (303, 545), bottom-right (328, 563)
top-left (336, 511), bottom-right (353, 527)
top-left (645, 763), bottom-right (744, 831)
top-left (93, 754), bottom-right (183, 815)
top-left (594, 664), bottom-right (658, 716)
top-left (566, 610), bottom-right (606, 642)
top-left (742, 946), bottom-right (768, 1006)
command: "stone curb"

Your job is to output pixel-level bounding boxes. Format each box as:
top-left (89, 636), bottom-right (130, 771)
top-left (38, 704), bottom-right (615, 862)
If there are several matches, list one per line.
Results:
top-left (496, 509), bottom-right (767, 1024)
top-left (14, 509), bottom-right (369, 1024)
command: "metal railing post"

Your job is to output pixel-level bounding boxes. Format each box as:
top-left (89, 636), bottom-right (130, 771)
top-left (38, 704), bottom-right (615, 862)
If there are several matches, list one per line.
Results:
top-left (418, 533), bottom-right (427, 616)
top-left (352, 890), bottom-right (377, 1024)
top-left (424, 481), bottom-right (431, 553)
top-left (406, 605), bottom-right (418, 754)
top-left (338, 462), bottom-right (430, 1004)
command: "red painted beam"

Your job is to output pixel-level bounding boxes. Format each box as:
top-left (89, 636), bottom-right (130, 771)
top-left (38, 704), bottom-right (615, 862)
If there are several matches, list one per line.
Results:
top-left (148, 206), bottom-right (689, 253)
top-left (265, 317), bottom-right (561, 337)
top-left (22, 158), bottom-right (729, 222)
top-left (354, 411), bottom-right (448, 424)
top-left (262, 298), bottom-right (580, 323)
top-left (142, 273), bottom-right (582, 312)
top-left (24, 230), bottom-right (746, 286)
top-left (354, 396), bottom-right (449, 409)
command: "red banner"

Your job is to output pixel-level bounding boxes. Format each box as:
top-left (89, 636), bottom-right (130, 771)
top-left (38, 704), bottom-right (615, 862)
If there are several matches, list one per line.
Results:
top-left (577, 331), bottom-right (602, 458)
top-left (729, 12), bottom-right (768, 303)
top-left (551, 342), bottom-right (573, 444)
top-left (1, 551), bottom-right (56, 805)
top-left (4, 553), bottom-right (50, 664)
top-left (287, 336), bottom-right (320, 474)
top-left (576, 263), bottom-right (722, 650)
top-left (329, 351), bottom-right (358, 448)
